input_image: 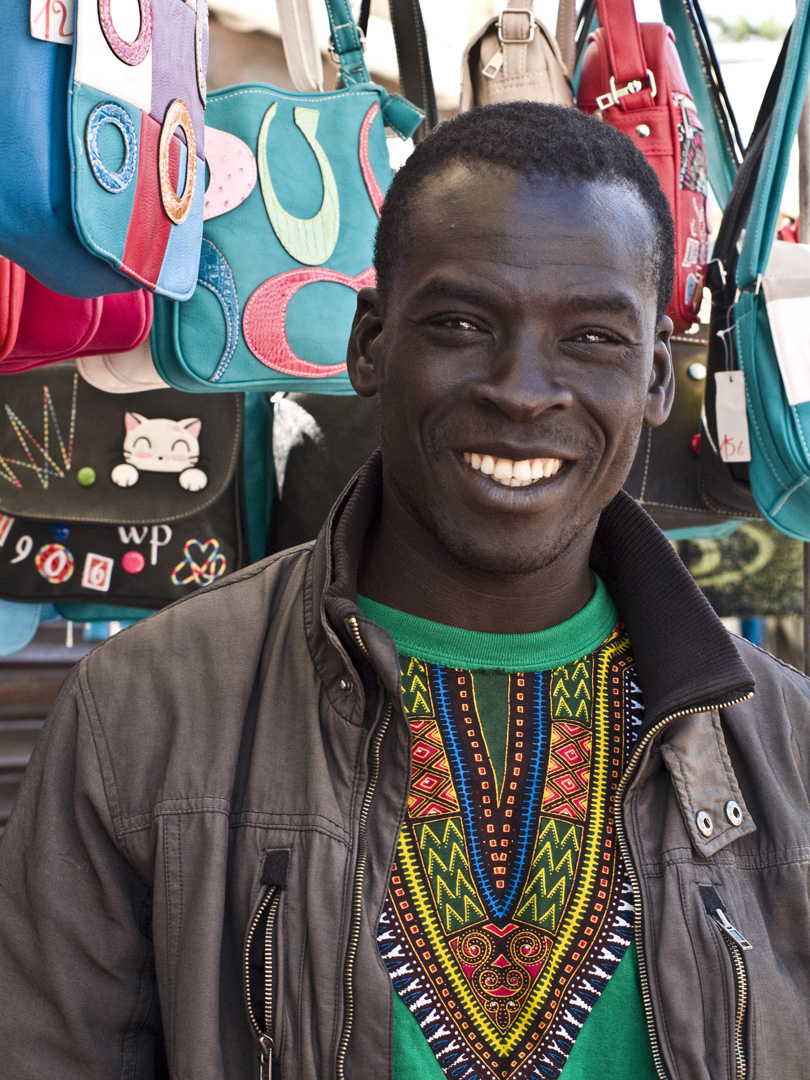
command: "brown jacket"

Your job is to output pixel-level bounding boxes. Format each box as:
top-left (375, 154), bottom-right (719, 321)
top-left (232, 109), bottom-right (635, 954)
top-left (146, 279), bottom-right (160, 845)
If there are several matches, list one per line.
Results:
top-left (0, 455), bottom-right (808, 1080)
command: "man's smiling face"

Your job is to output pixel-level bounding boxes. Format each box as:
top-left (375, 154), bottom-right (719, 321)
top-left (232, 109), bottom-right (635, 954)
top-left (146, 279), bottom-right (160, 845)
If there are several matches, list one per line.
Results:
top-left (350, 165), bottom-right (673, 578)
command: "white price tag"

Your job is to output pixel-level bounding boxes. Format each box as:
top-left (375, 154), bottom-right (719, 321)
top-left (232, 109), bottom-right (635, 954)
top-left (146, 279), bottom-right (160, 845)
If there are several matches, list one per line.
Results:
top-left (30, 0), bottom-right (74, 43)
top-left (715, 371), bottom-right (752, 464)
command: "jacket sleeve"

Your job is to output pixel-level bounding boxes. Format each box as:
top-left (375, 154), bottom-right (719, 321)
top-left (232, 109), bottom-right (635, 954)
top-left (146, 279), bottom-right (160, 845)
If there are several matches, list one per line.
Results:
top-left (0, 660), bottom-right (163, 1079)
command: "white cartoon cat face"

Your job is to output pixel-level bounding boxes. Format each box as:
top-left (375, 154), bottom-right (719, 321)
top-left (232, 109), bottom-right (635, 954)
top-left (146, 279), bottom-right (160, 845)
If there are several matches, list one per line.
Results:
top-left (121, 413), bottom-right (202, 475)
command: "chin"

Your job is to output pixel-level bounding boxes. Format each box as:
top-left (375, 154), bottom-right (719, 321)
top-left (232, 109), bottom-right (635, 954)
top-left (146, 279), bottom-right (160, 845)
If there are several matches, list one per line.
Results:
top-left (428, 517), bottom-right (582, 578)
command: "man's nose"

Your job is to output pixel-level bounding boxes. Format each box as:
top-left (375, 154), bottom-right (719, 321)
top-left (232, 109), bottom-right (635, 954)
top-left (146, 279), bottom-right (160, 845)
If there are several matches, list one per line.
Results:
top-left (470, 337), bottom-right (573, 421)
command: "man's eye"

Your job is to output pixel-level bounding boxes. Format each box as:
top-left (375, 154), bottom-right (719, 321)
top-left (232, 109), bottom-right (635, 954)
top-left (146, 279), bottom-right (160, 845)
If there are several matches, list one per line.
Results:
top-left (440, 317), bottom-right (481, 332)
top-left (573, 330), bottom-right (611, 344)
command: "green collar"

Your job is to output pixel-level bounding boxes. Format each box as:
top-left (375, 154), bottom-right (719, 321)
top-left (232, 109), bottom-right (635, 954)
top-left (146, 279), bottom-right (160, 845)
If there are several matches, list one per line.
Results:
top-left (357, 575), bottom-right (618, 672)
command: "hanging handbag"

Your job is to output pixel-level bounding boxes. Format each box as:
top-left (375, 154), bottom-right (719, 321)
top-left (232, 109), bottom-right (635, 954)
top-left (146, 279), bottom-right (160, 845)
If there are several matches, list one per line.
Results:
top-left (577, 0), bottom-right (712, 332)
top-left (0, 259), bottom-right (26, 362)
top-left (0, 364), bottom-right (271, 610)
top-left (0, 0), bottom-right (207, 300)
top-left (0, 271), bottom-right (153, 374)
top-left (460, 0), bottom-right (575, 111)
top-left (150, 0), bottom-right (425, 395)
top-left (701, 9), bottom-right (810, 541)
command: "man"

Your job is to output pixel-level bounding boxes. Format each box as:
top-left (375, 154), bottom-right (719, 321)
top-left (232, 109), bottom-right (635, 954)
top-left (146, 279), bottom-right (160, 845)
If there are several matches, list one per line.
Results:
top-left (0, 103), bottom-right (808, 1080)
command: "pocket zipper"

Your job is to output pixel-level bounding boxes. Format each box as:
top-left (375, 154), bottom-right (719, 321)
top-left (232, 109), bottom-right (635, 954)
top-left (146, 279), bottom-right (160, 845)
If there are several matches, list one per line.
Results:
top-left (699, 885), bottom-right (753, 1080)
top-left (245, 884), bottom-right (282, 1080)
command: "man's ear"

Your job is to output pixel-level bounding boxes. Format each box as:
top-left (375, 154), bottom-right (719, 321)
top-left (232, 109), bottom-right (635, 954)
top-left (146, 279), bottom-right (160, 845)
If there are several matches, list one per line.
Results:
top-left (347, 286), bottom-right (384, 398)
top-left (643, 314), bottom-right (675, 428)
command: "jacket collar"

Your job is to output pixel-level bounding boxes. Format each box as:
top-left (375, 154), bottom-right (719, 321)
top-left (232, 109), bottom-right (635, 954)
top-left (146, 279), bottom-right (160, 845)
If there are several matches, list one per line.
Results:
top-left (313, 452), bottom-right (755, 731)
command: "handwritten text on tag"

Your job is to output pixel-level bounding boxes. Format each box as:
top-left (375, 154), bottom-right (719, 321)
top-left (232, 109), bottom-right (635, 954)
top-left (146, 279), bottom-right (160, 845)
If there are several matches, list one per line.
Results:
top-left (30, 0), bottom-right (74, 43)
top-left (715, 371), bottom-right (752, 463)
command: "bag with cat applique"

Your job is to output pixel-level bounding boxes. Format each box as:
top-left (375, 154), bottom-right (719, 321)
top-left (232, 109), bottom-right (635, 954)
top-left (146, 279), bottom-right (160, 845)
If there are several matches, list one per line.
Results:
top-left (0, 363), bottom-right (270, 610)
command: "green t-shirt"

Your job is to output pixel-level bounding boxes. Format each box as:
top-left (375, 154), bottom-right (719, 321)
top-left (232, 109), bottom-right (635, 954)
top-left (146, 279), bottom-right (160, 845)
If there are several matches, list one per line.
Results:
top-left (359, 578), bottom-right (658, 1080)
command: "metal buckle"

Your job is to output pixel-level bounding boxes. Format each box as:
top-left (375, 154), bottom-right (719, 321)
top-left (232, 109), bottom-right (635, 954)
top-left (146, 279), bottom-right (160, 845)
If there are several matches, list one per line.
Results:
top-left (497, 9), bottom-right (536, 44)
top-left (596, 69), bottom-right (657, 111)
top-left (327, 24), bottom-right (365, 66)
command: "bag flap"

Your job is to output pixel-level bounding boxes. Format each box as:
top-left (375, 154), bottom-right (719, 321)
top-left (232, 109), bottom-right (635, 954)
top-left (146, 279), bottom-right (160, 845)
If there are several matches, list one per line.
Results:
top-left (0, 258), bottom-right (26, 361)
top-left (0, 362), bottom-right (241, 524)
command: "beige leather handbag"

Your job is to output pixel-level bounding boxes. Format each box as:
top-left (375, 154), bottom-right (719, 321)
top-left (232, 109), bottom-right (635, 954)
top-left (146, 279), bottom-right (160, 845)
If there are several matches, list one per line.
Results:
top-left (460, 0), bottom-right (576, 111)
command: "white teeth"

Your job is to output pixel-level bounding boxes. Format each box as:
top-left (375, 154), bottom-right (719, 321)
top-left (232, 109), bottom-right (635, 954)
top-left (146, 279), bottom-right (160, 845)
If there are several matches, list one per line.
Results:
top-left (463, 453), bottom-right (564, 487)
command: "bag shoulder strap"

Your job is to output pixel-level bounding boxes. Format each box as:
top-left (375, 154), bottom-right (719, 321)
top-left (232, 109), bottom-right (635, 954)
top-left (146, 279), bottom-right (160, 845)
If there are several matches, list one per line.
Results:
top-left (387, 0), bottom-right (438, 137)
top-left (275, 0), bottom-right (324, 92)
top-left (555, 0), bottom-right (577, 76)
top-left (659, 0), bottom-right (741, 208)
top-left (595, 0), bottom-right (655, 109)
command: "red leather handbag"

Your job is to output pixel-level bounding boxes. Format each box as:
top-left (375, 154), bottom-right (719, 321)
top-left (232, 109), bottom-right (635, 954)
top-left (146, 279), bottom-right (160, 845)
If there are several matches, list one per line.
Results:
top-left (578, 0), bottom-right (711, 332)
top-left (0, 271), bottom-right (153, 374)
top-left (0, 257), bottom-right (25, 361)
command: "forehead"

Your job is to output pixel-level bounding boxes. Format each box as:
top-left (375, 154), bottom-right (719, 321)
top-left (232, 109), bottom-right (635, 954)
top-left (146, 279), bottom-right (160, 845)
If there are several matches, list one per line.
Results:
top-left (392, 165), bottom-right (659, 316)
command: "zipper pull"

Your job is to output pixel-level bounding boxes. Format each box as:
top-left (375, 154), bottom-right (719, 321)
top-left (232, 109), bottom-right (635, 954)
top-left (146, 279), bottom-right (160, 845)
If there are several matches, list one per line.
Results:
top-left (712, 906), bottom-right (753, 951)
top-left (482, 47), bottom-right (504, 79)
top-left (258, 1033), bottom-right (273, 1080)
top-left (673, 92), bottom-right (694, 140)
top-left (699, 885), bottom-right (753, 951)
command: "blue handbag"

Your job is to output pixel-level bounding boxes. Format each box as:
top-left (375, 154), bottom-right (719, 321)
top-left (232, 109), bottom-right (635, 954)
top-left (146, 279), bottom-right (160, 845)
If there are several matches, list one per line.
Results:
top-left (0, 1), bottom-right (137, 297)
top-left (0, 0), bottom-right (207, 301)
top-left (150, 0), bottom-right (424, 394)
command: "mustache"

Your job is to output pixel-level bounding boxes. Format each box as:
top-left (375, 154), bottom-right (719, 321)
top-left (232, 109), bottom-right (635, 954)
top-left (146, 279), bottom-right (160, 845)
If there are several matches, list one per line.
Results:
top-left (423, 420), bottom-right (602, 461)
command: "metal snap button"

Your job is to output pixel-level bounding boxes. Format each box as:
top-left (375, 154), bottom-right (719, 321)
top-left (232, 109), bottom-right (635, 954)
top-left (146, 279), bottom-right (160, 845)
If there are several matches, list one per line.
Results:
top-left (339, 678), bottom-right (352, 694)
top-left (636, 123), bottom-right (651, 137)
top-left (696, 810), bottom-right (714, 837)
top-left (725, 800), bottom-right (743, 826)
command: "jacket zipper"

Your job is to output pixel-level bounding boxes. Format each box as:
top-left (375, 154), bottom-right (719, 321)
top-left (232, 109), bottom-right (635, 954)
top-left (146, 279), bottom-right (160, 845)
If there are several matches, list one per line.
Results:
top-left (613, 692), bottom-right (754, 1080)
top-left (245, 885), bottom-right (282, 1080)
top-left (700, 886), bottom-right (753, 1080)
top-left (336, 616), bottom-right (393, 1080)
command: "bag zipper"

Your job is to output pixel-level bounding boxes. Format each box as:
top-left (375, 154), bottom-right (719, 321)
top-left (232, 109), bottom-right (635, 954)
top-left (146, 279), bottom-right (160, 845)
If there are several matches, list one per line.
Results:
top-left (244, 884), bottom-right (282, 1080)
top-left (699, 885), bottom-right (753, 1080)
top-left (613, 692), bottom-right (754, 1080)
top-left (335, 616), bottom-right (393, 1080)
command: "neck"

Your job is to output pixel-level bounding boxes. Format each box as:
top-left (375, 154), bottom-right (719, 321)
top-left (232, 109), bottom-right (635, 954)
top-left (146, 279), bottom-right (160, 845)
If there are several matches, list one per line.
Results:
top-left (358, 483), bottom-right (598, 634)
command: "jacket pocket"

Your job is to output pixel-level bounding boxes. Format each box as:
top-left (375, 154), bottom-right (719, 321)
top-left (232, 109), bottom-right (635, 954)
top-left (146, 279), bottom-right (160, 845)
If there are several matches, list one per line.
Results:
top-left (699, 885), bottom-right (754, 1080)
top-left (244, 849), bottom-right (290, 1080)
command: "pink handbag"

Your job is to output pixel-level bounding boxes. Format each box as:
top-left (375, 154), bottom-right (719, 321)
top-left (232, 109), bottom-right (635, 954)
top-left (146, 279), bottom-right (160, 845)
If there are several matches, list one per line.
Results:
top-left (0, 257), bottom-right (25, 361)
top-left (0, 270), bottom-right (153, 373)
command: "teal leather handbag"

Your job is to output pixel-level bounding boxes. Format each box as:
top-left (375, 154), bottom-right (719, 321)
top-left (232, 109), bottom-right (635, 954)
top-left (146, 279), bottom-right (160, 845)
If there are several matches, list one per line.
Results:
top-left (151, 0), bottom-right (424, 394)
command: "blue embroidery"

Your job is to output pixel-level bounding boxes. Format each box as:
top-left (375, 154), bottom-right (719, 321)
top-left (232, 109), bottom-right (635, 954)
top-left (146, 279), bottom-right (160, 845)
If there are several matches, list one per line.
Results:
top-left (197, 239), bottom-right (239, 382)
top-left (432, 666), bottom-right (548, 920)
top-left (85, 102), bottom-right (138, 194)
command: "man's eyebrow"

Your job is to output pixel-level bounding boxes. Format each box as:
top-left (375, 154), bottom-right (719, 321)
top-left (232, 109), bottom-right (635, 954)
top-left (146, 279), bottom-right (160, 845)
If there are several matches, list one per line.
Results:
top-left (410, 277), bottom-right (502, 309)
top-left (565, 292), bottom-right (644, 320)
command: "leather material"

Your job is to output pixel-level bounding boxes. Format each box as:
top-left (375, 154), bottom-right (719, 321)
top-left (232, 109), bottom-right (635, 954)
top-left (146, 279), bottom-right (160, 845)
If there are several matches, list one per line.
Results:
top-left (0, 362), bottom-right (247, 609)
top-left (0, 2), bottom-right (137, 297)
top-left (69, 0), bottom-right (207, 300)
top-left (579, 5), bottom-right (712, 333)
top-left (460, 0), bottom-right (574, 111)
top-left (623, 332), bottom-right (747, 533)
top-left (149, 0), bottom-right (206, 155)
top-left (0, 259), bottom-right (26, 361)
top-left (276, 0), bottom-right (324, 92)
top-left (386, 0), bottom-right (439, 137)
top-left (77, 340), bottom-right (169, 394)
top-left (0, 272), bottom-right (153, 374)
top-left (151, 8), bottom-right (409, 396)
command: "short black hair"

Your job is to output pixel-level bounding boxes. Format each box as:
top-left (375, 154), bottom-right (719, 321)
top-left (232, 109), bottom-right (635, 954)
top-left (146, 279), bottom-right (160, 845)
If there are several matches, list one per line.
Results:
top-left (374, 102), bottom-right (676, 321)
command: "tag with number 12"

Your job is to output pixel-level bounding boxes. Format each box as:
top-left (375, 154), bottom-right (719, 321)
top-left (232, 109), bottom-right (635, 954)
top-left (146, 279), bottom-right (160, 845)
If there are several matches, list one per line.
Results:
top-left (30, 0), bottom-right (74, 43)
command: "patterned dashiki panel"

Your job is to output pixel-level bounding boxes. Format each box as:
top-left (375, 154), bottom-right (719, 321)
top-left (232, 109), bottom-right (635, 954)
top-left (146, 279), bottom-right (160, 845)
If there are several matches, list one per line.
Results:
top-left (377, 625), bottom-right (644, 1080)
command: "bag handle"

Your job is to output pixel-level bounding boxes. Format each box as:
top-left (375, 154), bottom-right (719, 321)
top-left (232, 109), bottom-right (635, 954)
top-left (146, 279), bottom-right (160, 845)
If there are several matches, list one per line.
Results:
top-left (275, 0), bottom-right (324, 92)
top-left (386, 0), bottom-right (439, 138)
top-left (659, 0), bottom-right (742, 208)
top-left (555, 0), bottom-right (577, 77)
top-left (737, 3), bottom-right (810, 285)
top-left (594, 0), bottom-right (656, 110)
